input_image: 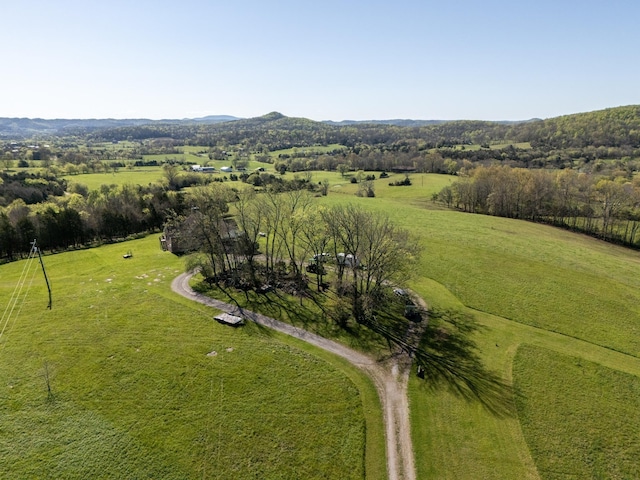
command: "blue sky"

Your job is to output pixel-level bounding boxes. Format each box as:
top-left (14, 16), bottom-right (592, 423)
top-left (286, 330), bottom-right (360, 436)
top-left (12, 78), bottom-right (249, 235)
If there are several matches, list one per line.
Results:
top-left (1, 0), bottom-right (638, 121)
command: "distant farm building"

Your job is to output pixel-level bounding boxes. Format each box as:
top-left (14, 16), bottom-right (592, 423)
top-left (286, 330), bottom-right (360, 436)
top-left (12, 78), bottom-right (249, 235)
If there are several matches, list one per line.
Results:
top-left (336, 253), bottom-right (360, 267)
top-left (191, 165), bottom-right (216, 172)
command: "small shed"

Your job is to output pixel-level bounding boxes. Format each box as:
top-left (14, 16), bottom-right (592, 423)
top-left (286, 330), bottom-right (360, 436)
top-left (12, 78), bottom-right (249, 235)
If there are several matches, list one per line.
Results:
top-left (214, 313), bottom-right (245, 327)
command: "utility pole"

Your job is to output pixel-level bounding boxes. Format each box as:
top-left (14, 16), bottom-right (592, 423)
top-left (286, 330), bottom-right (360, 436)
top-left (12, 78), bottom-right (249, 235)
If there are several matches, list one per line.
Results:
top-left (31, 240), bottom-right (52, 309)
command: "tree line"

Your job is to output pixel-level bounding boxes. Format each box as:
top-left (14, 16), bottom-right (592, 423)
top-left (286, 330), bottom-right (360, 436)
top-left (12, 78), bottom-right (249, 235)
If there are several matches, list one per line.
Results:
top-left (435, 165), bottom-right (640, 247)
top-left (6, 105), bottom-right (639, 180)
top-left (0, 182), bottom-right (184, 261)
top-left (0, 165), bottom-right (330, 262)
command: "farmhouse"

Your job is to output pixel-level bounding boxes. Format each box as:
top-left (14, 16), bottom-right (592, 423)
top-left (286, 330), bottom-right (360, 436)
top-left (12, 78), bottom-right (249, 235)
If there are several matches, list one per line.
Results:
top-left (161, 215), bottom-right (248, 255)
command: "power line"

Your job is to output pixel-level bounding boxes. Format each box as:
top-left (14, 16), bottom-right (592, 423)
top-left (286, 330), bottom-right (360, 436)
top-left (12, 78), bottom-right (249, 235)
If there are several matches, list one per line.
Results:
top-left (0, 246), bottom-right (38, 345)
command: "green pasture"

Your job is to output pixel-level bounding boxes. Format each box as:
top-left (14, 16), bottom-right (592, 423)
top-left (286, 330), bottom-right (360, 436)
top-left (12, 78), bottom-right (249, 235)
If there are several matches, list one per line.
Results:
top-left (514, 345), bottom-right (640, 479)
top-left (65, 167), bottom-right (165, 190)
top-left (61, 162), bottom-right (437, 193)
top-left (0, 236), bottom-right (384, 479)
top-left (316, 175), bottom-right (640, 478)
top-left (184, 171), bottom-right (640, 478)
top-left (322, 178), bottom-right (640, 357)
top-left (328, 172), bottom-right (454, 203)
top-left (4, 168), bottom-right (640, 478)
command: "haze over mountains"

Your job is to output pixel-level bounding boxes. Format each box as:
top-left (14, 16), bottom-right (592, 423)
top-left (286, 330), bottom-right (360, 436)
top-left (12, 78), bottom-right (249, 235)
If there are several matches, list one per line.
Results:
top-left (0, 115), bottom-right (240, 137)
top-left (0, 112), bottom-right (548, 137)
top-left (1, 106), bottom-right (639, 153)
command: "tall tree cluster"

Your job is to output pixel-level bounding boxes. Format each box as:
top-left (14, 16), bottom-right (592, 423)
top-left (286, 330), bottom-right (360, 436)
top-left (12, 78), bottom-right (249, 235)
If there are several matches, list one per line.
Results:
top-left (437, 165), bottom-right (640, 246)
top-left (178, 185), bottom-right (419, 325)
top-left (0, 183), bottom-right (185, 261)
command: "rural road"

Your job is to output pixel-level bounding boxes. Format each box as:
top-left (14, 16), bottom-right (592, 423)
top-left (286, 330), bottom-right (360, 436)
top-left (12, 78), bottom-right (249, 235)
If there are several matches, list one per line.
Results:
top-left (171, 272), bottom-right (416, 480)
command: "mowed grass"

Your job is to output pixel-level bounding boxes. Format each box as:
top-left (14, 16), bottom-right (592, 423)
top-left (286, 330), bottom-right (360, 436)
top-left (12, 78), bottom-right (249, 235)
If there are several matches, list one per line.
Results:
top-left (7, 169), bottom-right (640, 478)
top-left (0, 236), bottom-right (383, 479)
top-left (513, 344), bottom-right (640, 479)
top-left (320, 177), bottom-right (640, 478)
top-left (324, 180), bottom-right (640, 357)
top-left (65, 167), bottom-right (165, 190)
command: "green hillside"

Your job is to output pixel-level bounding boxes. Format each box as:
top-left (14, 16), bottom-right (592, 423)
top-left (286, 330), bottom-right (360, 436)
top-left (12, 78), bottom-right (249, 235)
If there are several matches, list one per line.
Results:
top-left (353, 181), bottom-right (640, 479)
top-left (2, 170), bottom-right (640, 478)
top-left (0, 237), bottom-right (382, 479)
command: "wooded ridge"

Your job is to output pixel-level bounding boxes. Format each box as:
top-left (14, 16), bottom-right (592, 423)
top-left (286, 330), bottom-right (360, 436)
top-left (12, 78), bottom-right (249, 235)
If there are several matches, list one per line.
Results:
top-left (3, 106), bottom-right (639, 151)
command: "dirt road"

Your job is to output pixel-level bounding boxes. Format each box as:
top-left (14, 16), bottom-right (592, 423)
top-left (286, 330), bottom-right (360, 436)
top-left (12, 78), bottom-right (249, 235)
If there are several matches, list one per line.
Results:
top-left (171, 272), bottom-right (416, 480)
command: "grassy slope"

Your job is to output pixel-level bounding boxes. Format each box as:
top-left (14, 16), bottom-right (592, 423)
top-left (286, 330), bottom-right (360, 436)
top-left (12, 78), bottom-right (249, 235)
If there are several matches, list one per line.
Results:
top-left (0, 236), bottom-right (384, 479)
top-left (513, 345), bottom-right (640, 479)
top-left (5, 171), bottom-right (640, 478)
top-left (324, 174), bottom-right (640, 479)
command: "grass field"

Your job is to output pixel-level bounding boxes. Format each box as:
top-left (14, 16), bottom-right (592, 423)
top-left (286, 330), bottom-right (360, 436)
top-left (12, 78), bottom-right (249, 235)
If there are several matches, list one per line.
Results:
top-left (3, 169), bottom-right (640, 478)
top-left (65, 167), bottom-right (165, 190)
top-left (183, 171), bottom-right (640, 478)
top-left (0, 236), bottom-right (384, 479)
top-left (513, 345), bottom-right (640, 479)
top-left (319, 174), bottom-right (640, 478)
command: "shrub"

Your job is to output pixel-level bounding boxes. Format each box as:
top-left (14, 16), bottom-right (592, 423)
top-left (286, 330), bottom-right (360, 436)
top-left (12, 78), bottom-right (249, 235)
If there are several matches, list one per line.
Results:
top-left (389, 175), bottom-right (412, 187)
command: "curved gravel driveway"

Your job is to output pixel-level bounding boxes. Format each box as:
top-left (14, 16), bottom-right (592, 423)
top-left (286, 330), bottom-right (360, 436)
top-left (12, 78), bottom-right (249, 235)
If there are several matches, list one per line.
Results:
top-left (171, 272), bottom-right (416, 480)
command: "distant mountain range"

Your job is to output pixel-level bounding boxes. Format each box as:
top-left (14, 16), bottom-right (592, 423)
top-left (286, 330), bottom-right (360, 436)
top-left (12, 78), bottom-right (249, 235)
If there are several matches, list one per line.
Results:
top-left (0, 115), bottom-right (240, 137)
top-left (0, 113), bottom-right (539, 137)
top-left (2, 107), bottom-right (638, 151)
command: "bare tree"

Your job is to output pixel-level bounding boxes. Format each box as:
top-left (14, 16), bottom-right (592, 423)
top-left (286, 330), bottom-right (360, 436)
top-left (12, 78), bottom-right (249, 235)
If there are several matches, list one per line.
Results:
top-left (233, 188), bottom-right (264, 282)
top-left (299, 205), bottom-right (332, 291)
top-left (323, 204), bottom-right (420, 324)
top-left (183, 184), bottom-right (236, 281)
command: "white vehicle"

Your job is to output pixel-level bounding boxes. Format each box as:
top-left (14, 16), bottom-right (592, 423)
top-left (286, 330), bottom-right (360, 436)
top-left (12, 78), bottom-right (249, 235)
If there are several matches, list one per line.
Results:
top-left (336, 252), bottom-right (359, 267)
top-left (312, 253), bottom-right (332, 263)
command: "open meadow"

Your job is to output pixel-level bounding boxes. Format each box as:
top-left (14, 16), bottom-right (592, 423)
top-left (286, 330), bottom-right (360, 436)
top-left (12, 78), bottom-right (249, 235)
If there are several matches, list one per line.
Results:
top-left (2, 169), bottom-right (640, 479)
top-left (325, 175), bottom-right (640, 479)
top-left (0, 237), bottom-right (384, 479)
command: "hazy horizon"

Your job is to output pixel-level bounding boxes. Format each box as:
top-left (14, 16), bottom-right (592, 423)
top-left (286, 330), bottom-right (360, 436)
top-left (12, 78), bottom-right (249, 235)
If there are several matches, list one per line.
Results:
top-left (1, 1), bottom-right (638, 122)
top-left (3, 104), bottom-right (635, 123)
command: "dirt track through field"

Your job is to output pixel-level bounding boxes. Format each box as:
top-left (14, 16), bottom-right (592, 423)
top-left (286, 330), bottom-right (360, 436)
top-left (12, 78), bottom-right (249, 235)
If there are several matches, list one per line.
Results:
top-left (171, 272), bottom-right (416, 480)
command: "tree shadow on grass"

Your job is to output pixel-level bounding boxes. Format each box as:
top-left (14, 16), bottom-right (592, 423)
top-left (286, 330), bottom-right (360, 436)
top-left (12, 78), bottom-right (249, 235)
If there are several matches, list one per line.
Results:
top-left (414, 309), bottom-right (516, 418)
top-left (216, 285), bottom-right (388, 352)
